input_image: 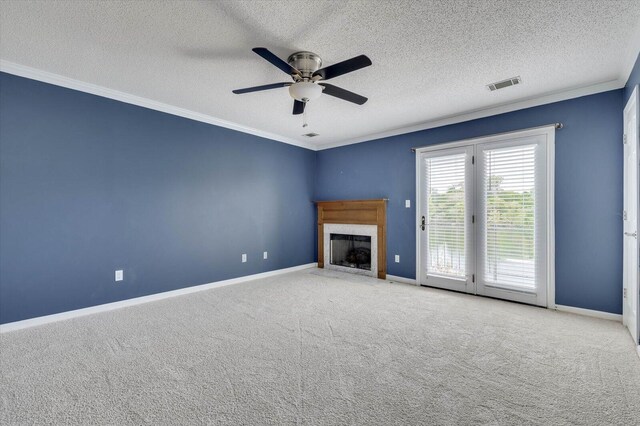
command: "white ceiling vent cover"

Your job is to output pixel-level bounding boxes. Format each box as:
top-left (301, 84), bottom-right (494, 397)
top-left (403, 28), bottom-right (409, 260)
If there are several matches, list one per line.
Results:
top-left (487, 76), bottom-right (522, 91)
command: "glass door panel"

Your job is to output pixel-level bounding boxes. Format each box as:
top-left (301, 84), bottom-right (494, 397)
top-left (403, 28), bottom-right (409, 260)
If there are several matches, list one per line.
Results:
top-left (476, 136), bottom-right (547, 306)
top-left (419, 146), bottom-right (474, 293)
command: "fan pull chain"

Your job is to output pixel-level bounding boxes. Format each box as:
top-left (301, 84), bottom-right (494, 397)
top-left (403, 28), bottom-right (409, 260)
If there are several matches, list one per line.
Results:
top-left (302, 102), bottom-right (308, 128)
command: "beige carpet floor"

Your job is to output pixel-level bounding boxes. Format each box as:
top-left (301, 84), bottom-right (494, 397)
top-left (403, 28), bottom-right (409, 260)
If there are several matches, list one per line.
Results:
top-left (1, 268), bottom-right (639, 425)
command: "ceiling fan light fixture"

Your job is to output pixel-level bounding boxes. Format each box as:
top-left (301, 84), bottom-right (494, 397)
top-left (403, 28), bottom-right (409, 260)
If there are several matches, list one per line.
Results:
top-left (232, 47), bottom-right (371, 118)
top-left (289, 82), bottom-right (323, 102)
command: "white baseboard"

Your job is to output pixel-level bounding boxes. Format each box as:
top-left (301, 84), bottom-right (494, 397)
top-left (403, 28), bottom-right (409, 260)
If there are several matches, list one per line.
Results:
top-left (554, 304), bottom-right (622, 322)
top-left (0, 263), bottom-right (317, 334)
top-left (383, 279), bottom-right (622, 323)
top-left (386, 274), bottom-right (417, 285)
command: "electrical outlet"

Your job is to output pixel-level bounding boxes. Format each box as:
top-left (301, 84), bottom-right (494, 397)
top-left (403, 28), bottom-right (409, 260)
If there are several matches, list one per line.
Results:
top-left (263, 251), bottom-right (268, 260)
top-left (395, 255), bottom-right (400, 263)
top-left (242, 254), bottom-right (247, 263)
top-left (115, 270), bottom-right (123, 282)
top-left (405, 200), bottom-right (411, 208)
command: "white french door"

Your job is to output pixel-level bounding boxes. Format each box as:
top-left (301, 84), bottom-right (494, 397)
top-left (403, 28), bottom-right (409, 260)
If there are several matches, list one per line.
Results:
top-left (417, 127), bottom-right (554, 307)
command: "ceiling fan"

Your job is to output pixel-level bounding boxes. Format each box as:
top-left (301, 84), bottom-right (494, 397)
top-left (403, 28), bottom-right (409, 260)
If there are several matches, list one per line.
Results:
top-left (232, 47), bottom-right (372, 118)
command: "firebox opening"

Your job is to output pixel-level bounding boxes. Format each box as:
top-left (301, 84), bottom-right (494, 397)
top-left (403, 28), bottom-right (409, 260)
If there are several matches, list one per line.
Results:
top-left (329, 233), bottom-right (372, 271)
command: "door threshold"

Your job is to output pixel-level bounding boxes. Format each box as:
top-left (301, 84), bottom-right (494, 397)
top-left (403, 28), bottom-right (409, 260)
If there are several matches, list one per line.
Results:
top-left (419, 284), bottom-right (546, 309)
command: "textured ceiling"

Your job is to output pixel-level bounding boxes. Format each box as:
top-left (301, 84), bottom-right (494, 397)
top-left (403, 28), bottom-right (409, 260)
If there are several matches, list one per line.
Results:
top-left (1, 0), bottom-right (640, 149)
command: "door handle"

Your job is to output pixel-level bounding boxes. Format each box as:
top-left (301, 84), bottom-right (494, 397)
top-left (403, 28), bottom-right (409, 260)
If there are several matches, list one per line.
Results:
top-left (624, 231), bottom-right (637, 238)
top-left (420, 216), bottom-right (426, 231)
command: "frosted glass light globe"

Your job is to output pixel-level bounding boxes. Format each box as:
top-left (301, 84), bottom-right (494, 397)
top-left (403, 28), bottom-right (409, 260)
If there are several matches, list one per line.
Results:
top-left (289, 82), bottom-right (323, 102)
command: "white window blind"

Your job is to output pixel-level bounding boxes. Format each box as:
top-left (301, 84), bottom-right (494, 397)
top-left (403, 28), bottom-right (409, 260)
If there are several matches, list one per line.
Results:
top-left (482, 144), bottom-right (537, 291)
top-left (425, 153), bottom-right (467, 278)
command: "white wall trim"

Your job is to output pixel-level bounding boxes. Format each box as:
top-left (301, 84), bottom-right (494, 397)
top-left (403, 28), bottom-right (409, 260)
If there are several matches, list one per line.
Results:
top-left (315, 78), bottom-right (624, 150)
top-left (0, 263), bottom-right (317, 334)
top-left (0, 60), bottom-right (316, 151)
top-left (554, 304), bottom-right (622, 322)
top-left (387, 273), bottom-right (621, 322)
top-left (0, 60), bottom-right (628, 153)
top-left (386, 274), bottom-right (417, 285)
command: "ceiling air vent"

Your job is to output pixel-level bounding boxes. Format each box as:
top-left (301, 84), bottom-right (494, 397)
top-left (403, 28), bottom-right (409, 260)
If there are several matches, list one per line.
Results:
top-left (487, 76), bottom-right (522, 91)
top-left (303, 132), bottom-right (319, 138)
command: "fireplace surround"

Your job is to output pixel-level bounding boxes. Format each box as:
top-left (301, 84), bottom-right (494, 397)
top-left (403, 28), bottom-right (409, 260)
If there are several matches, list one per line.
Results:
top-left (316, 199), bottom-right (387, 279)
top-left (324, 223), bottom-right (378, 277)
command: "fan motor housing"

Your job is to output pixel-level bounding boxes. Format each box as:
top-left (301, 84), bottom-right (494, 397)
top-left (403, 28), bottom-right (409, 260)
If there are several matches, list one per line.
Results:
top-left (287, 51), bottom-right (322, 79)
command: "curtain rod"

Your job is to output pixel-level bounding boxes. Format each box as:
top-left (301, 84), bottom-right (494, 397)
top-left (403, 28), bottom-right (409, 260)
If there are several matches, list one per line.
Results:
top-left (410, 122), bottom-right (563, 153)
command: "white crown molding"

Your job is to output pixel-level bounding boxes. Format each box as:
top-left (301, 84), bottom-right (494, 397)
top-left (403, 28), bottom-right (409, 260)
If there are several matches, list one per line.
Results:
top-left (315, 78), bottom-right (625, 150)
top-left (0, 60), bottom-right (317, 151)
top-left (1, 59), bottom-right (632, 153)
top-left (0, 263), bottom-right (318, 333)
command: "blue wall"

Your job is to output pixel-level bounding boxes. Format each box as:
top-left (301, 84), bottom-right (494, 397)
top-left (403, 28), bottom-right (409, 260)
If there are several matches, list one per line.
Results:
top-left (0, 72), bottom-right (316, 324)
top-left (624, 53), bottom-right (640, 104)
top-left (316, 90), bottom-right (624, 314)
top-left (0, 67), bottom-right (632, 322)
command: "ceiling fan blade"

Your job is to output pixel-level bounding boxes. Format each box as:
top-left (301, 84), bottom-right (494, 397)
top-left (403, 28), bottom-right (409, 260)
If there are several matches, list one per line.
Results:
top-left (232, 82), bottom-right (291, 94)
top-left (312, 55), bottom-right (372, 80)
top-left (319, 83), bottom-right (368, 105)
top-left (252, 47), bottom-right (301, 76)
top-left (292, 100), bottom-right (305, 115)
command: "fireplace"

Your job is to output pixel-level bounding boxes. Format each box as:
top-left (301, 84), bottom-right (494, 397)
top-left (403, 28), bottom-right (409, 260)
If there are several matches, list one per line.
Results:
top-left (323, 223), bottom-right (378, 277)
top-left (316, 199), bottom-right (387, 279)
top-left (330, 233), bottom-right (371, 270)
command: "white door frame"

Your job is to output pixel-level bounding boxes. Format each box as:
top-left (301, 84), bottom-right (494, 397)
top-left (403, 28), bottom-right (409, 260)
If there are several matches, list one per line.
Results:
top-left (415, 125), bottom-right (556, 308)
top-left (623, 84), bottom-right (639, 347)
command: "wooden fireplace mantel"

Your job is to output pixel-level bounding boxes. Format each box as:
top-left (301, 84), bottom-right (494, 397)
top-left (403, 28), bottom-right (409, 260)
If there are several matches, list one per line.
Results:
top-left (316, 199), bottom-right (387, 279)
